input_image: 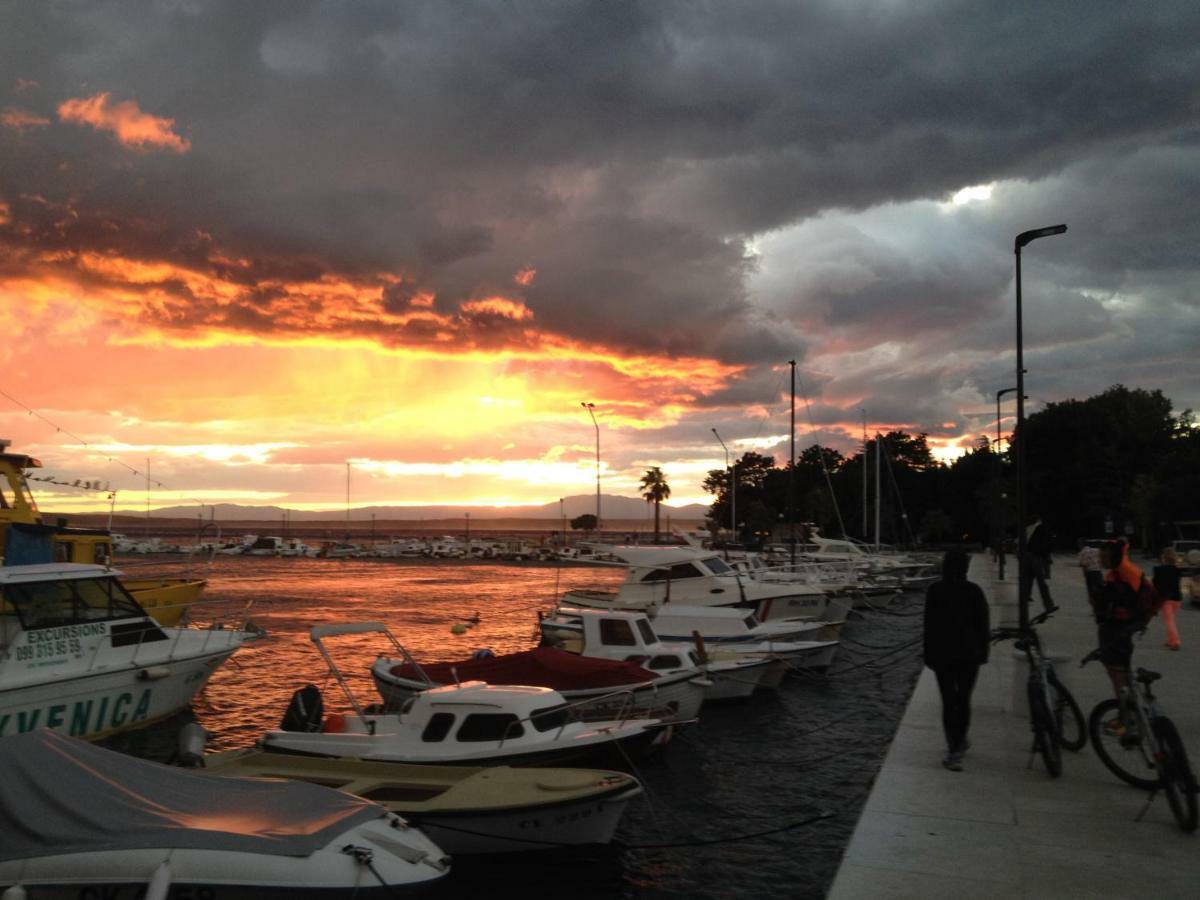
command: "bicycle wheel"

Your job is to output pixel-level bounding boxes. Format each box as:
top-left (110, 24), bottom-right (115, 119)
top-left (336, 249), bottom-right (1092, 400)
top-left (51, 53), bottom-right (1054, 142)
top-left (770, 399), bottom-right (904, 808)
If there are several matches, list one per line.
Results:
top-left (1048, 675), bottom-right (1086, 752)
top-left (1028, 679), bottom-right (1062, 778)
top-left (1153, 716), bottom-right (1198, 833)
top-left (1087, 698), bottom-right (1158, 789)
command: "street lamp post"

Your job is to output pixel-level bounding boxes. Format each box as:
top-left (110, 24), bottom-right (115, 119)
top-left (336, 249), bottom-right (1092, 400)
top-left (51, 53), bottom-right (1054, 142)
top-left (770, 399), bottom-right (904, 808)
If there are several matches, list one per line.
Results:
top-left (581, 402), bottom-right (600, 529)
top-left (1015, 224), bottom-right (1067, 632)
top-left (995, 386), bottom-right (1019, 580)
top-left (712, 428), bottom-right (735, 549)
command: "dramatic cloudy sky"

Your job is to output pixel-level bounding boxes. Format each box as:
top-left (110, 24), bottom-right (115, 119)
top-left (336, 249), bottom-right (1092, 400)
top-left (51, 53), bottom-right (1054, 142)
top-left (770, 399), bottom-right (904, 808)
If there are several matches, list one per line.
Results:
top-left (2, 1), bottom-right (1197, 513)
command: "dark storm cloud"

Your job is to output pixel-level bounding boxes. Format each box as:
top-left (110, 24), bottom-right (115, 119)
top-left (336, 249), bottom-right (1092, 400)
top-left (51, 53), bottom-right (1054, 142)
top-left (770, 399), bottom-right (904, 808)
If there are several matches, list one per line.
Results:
top-left (2, 0), bottom-right (1199, 418)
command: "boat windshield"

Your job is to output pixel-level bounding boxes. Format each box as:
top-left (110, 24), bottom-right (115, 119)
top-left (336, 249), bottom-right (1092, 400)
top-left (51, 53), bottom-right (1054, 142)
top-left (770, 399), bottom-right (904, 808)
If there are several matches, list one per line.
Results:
top-left (641, 562), bottom-right (704, 583)
top-left (701, 557), bottom-right (734, 575)
top-left (636, 618), bottom-right (657, 645)
top-left (2, 575), bottom-right (145, 630)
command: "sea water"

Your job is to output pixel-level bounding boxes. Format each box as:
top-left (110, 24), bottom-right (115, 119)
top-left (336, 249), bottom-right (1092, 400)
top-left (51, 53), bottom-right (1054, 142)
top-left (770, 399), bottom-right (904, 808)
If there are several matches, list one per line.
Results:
top-left (103, 556), bottom-right (924, 899)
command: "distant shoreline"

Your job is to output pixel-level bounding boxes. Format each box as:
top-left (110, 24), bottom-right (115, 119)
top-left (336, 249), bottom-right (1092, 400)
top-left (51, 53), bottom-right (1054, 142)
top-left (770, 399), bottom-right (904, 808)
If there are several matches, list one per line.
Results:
top-left (46, 513), bottom-right (702, 543)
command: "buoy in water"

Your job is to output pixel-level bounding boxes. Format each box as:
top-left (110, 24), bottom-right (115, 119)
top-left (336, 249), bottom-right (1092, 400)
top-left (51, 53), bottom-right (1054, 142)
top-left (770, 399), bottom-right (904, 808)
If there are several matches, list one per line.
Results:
top-left (450, 623), bottom-right (469, 635)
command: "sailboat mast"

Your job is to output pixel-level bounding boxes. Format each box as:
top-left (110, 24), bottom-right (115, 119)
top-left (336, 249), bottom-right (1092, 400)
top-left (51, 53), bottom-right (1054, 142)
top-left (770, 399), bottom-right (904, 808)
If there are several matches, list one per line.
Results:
top-left (861, 411), bottom-right (868, 540)
top-left (874, 433), bottom-right (882, 550)
top-left (789, 359), bottom-right (796, 566)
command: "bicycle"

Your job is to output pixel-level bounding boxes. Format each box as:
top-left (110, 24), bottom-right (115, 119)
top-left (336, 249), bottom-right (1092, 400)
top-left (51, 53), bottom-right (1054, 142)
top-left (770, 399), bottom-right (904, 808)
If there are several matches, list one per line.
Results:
top-left (1082, 648), bottom-right (1198, 832)
top-left (991, 609), bottom-right (1087, 779)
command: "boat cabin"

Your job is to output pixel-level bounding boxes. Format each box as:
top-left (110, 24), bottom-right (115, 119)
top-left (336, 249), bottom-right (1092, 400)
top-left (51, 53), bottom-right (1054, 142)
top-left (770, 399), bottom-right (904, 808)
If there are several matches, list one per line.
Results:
top-left (390, 682), bottom-right (575, 743)
top-left (541, 607), bottom-right (697, 672)
top-left (0, 563), bottom-right (163, 653)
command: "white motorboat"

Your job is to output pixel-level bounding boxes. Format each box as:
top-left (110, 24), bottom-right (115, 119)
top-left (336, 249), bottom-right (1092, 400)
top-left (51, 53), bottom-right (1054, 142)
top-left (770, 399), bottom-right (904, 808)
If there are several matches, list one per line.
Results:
top-left (0, 730), bottom-right (449, 897)
top-left (539, 606), bottom-right (821, 700)
top-left (262, 680), bottom-right (671, 768)
top-left (201, 748), bottom-right (643, 855)
top-left (804, 531), bottom-right (940, 594)
top-left (0, 562), bottom-right (259, 740)
top-left (260, 623), bottom-right (673, 767)
top-left (368, 623), bottom-right (706, 723)
top-left (637, 602), bottom-right (839, 644)
top-left (561, 545), bottom-right (832, 622)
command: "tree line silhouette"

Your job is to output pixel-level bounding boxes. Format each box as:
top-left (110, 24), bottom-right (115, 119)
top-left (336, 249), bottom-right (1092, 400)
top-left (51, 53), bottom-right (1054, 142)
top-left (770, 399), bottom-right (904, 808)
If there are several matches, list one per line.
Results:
top-left (703, 385), bottom-right (1198, 554)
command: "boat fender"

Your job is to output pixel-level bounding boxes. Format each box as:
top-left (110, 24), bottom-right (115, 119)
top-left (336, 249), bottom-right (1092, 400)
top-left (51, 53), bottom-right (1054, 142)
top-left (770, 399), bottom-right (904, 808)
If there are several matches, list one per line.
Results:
top-left (137, 665), bottom-right (171, 681)
top-left (2, 885), bottom-right (28, 899)
top-left (176, 722), bottom-right (209, 768)
top-left (322, 713), bottom-right (347, 733)
top-left (145, 862), bottom-right (172, 900)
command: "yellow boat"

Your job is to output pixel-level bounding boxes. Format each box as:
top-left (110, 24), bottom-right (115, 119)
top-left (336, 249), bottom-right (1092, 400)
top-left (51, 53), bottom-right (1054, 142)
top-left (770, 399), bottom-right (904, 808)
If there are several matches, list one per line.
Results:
top-left (0, 441), bottom-right (205, 626)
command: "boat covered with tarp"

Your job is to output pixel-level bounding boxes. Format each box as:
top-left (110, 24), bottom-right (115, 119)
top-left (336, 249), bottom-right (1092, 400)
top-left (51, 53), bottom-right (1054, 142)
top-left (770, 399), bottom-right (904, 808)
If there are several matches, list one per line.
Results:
top-left (0, 729), bottom-right (450, 897)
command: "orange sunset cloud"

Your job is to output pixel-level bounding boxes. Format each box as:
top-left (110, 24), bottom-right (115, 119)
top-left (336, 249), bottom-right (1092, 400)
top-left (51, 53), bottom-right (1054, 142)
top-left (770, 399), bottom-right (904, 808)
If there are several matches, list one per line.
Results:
top-left (1, 107), bottom-right (50, 133)
top-left (57, 93), bottom-right (191, 153)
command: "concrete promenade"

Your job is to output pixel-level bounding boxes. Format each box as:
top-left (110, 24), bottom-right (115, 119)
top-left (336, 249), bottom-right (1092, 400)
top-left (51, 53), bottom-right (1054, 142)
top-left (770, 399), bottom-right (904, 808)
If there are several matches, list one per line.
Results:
top-left (829, 553), bottom-right (1199, 898)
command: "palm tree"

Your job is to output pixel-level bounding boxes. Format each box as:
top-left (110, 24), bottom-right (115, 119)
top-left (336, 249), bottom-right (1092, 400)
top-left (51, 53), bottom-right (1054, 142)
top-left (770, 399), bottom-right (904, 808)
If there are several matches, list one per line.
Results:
top-left (640, 467), bottom-right (672, 544)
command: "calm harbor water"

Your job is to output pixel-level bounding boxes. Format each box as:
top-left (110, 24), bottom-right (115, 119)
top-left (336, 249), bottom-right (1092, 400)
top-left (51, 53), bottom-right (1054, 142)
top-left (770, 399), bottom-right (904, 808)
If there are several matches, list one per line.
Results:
top-left (103, 555), bottom-right (925, 899)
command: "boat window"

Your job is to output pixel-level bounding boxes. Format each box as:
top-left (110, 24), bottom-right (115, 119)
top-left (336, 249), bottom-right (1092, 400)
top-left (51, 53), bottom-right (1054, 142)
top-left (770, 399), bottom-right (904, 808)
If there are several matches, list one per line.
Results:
top-left (421, 712), bottom-right (455, 742)
top-left (743, 615), bottom-right (759, 629)
top-left (2, 576), bottom-right (145, 630)
top-left (641, 562), bottom-right (703, 583)
top-left (599, 618), bottom-right (637, 646)
top-left (636, 619), bottom-right (657, 645)
top-left (701, 557), bottom-right (733, 575)
top-left (529, 705), bottom-right (569, 732)
top-left (648, 654), bottom-right (683, 670)
top-left (456, 713), bottom-right (524, 742)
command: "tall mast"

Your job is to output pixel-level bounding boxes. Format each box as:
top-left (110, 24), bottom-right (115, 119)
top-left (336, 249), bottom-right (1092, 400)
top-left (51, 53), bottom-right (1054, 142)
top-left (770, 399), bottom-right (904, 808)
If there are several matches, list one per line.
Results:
top-left (874, 433), bottom-right (882, 550)
top-left (789, 359), bottom-right (796, 566)
top-left (861, 411), bottom-right (868, 540)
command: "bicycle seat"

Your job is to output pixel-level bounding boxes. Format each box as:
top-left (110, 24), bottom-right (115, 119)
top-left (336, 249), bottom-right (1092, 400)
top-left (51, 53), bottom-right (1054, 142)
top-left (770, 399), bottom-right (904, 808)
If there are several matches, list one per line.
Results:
top-left (1135, 668), bottom-right (1162, 685)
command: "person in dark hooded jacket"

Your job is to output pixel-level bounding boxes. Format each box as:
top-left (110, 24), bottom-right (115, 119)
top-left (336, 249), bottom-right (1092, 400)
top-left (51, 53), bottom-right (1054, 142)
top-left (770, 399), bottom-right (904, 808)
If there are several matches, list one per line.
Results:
top-left (924, 549), bottom-right (991, 771)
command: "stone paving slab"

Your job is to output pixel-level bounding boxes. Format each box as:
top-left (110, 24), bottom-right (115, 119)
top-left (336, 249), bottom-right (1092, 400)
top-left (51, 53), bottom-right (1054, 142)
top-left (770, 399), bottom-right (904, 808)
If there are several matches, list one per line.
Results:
top-left (828, 552), bottom-right (1199, 899)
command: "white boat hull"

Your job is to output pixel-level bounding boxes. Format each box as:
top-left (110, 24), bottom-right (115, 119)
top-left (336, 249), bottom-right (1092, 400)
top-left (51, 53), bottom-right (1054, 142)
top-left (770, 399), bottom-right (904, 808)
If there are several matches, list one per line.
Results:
top-left (0, 816), bottom-right (448, 897)
top-left (0, 638), bottom-right (243, 740)
top-left (414, 784), bottom-right (642, 854)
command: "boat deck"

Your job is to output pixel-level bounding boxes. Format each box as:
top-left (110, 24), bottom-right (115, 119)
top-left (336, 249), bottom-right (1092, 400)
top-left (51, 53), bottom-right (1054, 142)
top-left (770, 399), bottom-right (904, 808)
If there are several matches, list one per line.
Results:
top-left (829, 552), bottom-right (1200, 898)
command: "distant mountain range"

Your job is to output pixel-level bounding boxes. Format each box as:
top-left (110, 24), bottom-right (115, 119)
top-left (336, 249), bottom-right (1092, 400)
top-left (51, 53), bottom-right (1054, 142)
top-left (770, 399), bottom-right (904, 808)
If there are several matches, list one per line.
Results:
top-left (125, 493), bottom-right (710, 522)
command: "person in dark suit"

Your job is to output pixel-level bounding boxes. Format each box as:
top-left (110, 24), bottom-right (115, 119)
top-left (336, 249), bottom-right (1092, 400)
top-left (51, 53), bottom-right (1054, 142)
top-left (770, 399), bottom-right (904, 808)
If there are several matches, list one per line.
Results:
top-left (924, 549), bottom-right (991, 772)
top-left (1022, 515), bottom-right (1057, 614)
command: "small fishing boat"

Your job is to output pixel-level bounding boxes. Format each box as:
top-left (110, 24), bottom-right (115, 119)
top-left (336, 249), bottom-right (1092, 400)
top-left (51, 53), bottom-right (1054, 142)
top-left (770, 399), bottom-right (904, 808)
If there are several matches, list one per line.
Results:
top-left (370, 626), bottom-right (707, 723)
top-left (201, 748), bottom-right (643, 855)
top-left (260, 623), bottom-right (673, 768)
top-left (540, 606), bottom-right (839, 697)
top-left (263, 680), bottom-right (671, 768)
top-left (0, 730), bottom-right (450, 898)
top-left (0, 562), bottom-right (259, 740)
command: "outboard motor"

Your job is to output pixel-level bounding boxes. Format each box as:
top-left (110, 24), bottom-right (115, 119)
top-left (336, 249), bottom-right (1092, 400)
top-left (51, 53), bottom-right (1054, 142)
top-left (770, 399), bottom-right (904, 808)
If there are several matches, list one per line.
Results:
top-left (280, 684), bottom-right (324, 732)
top-left (175, 722), bottom-right (209, 768)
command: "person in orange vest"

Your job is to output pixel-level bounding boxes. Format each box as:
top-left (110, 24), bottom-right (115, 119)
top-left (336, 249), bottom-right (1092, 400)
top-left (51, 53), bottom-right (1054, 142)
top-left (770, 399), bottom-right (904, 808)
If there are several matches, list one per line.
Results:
top-left (1153, 548), bottom-right (1183, 651)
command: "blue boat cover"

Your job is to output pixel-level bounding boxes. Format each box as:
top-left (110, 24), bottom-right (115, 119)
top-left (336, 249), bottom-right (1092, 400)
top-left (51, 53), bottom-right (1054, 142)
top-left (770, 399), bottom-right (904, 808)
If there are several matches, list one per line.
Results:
top-left (0, 729), bottom-right (385, 861)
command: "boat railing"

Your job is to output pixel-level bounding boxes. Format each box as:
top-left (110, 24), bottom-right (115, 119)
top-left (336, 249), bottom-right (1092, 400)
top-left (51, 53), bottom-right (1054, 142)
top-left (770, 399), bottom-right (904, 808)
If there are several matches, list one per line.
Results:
top-left (308, 623), bottom-right (429, 719)
top-left (499, 688), bottom-right (642, 747)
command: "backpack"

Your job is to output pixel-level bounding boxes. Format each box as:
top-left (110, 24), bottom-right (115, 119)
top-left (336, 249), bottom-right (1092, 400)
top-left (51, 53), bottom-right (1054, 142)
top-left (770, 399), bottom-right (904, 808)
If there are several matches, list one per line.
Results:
top-left (1099, 575), bottom-right (1161, 625)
